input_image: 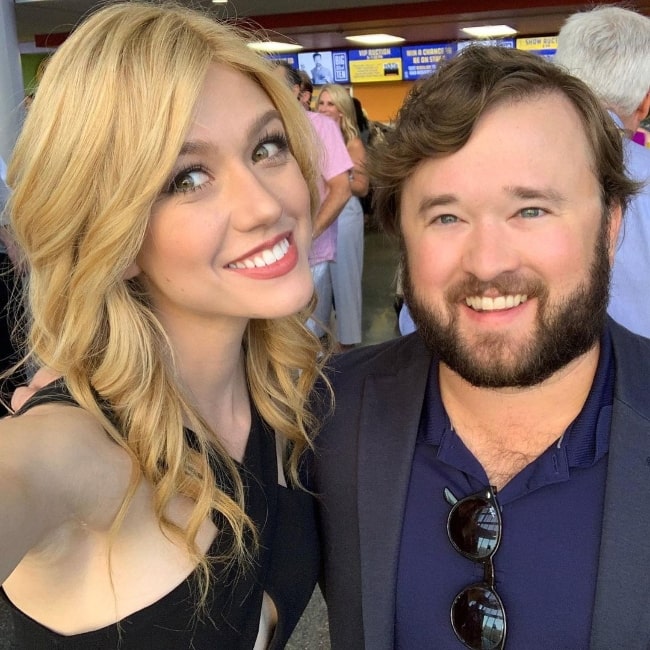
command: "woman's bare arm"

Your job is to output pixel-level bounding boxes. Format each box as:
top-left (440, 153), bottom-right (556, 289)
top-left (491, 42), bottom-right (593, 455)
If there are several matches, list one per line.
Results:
top-left (347, 137), bottom-right (369, 198)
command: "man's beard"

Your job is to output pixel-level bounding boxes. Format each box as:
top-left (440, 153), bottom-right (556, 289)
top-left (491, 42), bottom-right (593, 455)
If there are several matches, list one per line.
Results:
top-left (402, 221), bottom-right (611, 388)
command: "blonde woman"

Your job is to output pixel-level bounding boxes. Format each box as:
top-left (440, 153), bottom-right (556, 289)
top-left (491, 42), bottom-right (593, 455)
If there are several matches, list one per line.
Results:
top-left (318, 84), bottom-right (369, 349)
top-left (0, 3), bottom-right (327, 647)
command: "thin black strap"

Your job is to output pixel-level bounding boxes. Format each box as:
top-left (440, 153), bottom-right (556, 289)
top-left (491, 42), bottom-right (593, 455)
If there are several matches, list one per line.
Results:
top-left (12, 378), bottom-right (77, 416)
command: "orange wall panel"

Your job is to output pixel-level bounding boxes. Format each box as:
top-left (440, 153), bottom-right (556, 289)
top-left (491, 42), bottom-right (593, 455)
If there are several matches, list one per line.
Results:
top-left (352, 81), bottom-right (413, 123)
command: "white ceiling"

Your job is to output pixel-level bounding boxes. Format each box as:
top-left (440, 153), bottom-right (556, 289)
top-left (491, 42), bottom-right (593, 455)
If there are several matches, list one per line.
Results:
top-left (14, 0), bottom-right (650, 50)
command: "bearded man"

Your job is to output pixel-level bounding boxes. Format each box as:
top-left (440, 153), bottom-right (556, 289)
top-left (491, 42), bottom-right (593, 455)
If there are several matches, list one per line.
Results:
top-left (313, 45), bottom-right (650, 650)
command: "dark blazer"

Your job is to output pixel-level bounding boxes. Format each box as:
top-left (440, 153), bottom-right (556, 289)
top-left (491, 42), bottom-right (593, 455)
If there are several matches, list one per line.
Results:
top-left (313, 319), bottom-right (650, 649)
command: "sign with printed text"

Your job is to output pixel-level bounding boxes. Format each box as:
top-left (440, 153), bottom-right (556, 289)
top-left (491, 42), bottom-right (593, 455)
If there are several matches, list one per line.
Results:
top-left (268, 54), bottom-right (299, 67)
top-left (271, 52), bottom-right (350, 84)
top-left (456, 38), bottom-right (515, 51)
top-left (297, 51), bottom-right (350, 85)
top-left (516, 36), bottom-right (557, 60)
top-left (348, 47), bottom-right (403, 83)
top-left (401, 43), bottom-right (456, 80)
top-left (331, 51), bottom-right (350, 83)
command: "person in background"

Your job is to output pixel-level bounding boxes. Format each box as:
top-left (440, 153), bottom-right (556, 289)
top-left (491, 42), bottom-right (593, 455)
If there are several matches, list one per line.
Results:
top-left (318, 84), bottom-right (369, 349)
top-left (351, 96), bottom-right (370, 146)
top-left (397, 284), bottom-right (416, 334)
top-left (297, 70), bottom-right (313, 111)
top-left (351, 95), bottom-right (380, 226)
top-left (555, 5), bottom-right (650, 337)
top-left (274, 62), bottom-right (353, 342)
top-left (0, 4), bottom-right (328, 647)
top-left (313, 45), bottom-right (650, 649)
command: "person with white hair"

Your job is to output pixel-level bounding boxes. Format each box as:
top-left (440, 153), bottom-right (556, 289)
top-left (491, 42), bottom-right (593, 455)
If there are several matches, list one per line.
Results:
top-left (555, 5), bottom-right (650, 337)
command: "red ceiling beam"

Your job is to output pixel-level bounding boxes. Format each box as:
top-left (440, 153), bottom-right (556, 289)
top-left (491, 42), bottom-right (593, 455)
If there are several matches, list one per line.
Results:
top-left (247, 0), bottom-right (591, 29)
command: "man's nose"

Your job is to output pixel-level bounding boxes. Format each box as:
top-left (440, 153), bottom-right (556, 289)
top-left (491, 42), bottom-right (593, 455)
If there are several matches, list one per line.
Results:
top-left (461, 220), bottom-right (520, 282)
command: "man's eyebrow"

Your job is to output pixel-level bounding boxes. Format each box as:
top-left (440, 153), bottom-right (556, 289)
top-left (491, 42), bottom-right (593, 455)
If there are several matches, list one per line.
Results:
top-left (416, 193), bottom-right (458, 214)
top-left (177, 110), bottom-right (283, 158)
top-left (506, 185), bottom-right (566, 204)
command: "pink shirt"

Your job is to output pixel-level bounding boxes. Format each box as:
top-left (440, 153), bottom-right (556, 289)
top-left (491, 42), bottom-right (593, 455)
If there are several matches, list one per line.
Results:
top-left (307, 111), bottom-right (353, 265)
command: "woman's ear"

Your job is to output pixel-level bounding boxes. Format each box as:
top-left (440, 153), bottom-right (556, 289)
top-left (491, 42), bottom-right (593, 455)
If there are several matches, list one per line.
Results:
top-left (123, 261), bottom-right (141, 280)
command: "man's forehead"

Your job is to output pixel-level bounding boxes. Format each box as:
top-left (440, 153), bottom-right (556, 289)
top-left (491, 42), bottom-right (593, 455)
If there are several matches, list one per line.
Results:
top-left (408, 91), bottom-right (594, 175)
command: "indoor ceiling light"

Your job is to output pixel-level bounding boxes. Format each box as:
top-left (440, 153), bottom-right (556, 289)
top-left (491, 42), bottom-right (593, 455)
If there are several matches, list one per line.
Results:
top-left (247, 41), bottom-right (304, 53)
top-left (211, 0), bottom-right (228, 4)
top-left (461, 25), bottom-right (517, 38)
top-left (345, 33), bottom-right (405, 46)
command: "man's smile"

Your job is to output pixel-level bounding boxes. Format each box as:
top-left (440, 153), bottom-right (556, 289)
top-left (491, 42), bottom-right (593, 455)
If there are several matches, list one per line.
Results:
top-left (464, 294), bottom-right (529, 311)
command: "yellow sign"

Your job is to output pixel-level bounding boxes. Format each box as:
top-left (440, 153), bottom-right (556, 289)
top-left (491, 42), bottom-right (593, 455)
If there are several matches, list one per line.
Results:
top-left (349, 58), bottom-right (403, 83)
top-left (516, 36), bottom-right (558, 51)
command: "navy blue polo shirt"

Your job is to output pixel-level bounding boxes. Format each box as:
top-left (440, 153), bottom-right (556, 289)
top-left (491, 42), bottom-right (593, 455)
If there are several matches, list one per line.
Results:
top-left (395, 329), bottom-right (614, 649)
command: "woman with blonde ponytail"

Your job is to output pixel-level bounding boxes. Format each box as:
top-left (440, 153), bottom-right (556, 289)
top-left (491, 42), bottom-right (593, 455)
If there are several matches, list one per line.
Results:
top-left (0, 3), bottom-right (327, 647)
top-left (317, 84), bottom-right (369, 350)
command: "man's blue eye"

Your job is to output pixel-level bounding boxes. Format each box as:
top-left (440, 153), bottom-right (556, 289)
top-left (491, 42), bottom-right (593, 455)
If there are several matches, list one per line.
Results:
top-left (521, 207), bottom-right (544, 218)
top-left (436, 214), bottom-right (458, 225)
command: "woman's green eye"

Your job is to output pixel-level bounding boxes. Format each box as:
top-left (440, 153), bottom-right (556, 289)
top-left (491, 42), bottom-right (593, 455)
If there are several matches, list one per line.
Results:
top-left (253, 142), bottom-right (280, 162)
top-left (168, 168), bottom-right (210, 194)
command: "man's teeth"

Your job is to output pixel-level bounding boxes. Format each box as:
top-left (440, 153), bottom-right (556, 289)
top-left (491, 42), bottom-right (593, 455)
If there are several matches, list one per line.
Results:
top-left (465, 294), bottom-right (528, 311)
top-left (228, 238), bottom-right (290, 269)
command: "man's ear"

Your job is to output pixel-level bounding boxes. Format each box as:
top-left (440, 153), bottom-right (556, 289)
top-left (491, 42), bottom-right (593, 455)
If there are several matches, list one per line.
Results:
top-left (633, 90), bottom-right (650, 130)
top-left (607, 204), bottom-right (623, 263)
top-left (123, 261), bottom-right (141, 280)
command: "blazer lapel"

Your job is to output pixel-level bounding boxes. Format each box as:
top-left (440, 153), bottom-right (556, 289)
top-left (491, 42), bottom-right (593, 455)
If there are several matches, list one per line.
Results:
top-left (591, 324), bottom-right (650, 648)
top-left (590, 403), bottom-right (650, 648)
top-left (356, 337), bottom-right (431, 649)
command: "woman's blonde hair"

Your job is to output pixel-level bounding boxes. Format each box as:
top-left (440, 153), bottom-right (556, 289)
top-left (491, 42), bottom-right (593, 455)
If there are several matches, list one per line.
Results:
top-left (318, 84), bottom-right (359, 145)
top-left (7, 1), bottom-right (325, 602)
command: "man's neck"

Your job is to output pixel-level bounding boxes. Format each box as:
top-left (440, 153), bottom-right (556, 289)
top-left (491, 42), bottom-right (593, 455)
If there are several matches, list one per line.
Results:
top-left (439, 344), bottom-right (600, 490)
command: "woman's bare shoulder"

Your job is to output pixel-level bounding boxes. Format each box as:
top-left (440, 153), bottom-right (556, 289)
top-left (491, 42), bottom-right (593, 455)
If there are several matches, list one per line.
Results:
top-left (0, 403), bottom-right (136, 582)
top-left (0, 402), bottom-right (134, 527)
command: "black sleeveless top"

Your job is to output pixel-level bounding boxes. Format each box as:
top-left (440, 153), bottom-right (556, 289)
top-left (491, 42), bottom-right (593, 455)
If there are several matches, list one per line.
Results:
top-left (1, 383), bottom-right (320, 649)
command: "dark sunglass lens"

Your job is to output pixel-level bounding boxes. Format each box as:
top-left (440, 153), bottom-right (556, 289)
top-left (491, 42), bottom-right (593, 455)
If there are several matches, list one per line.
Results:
top-left (451, 585), bottom-right (505, 650)
top-left (448, 497), bottom-right (500, 559)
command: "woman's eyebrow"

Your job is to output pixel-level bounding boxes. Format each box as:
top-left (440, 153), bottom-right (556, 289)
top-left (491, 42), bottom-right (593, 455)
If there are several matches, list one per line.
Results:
top-left (246, 109), bottom-right (282, 139)
top-left (176, 110), bottom-right (282, 158)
